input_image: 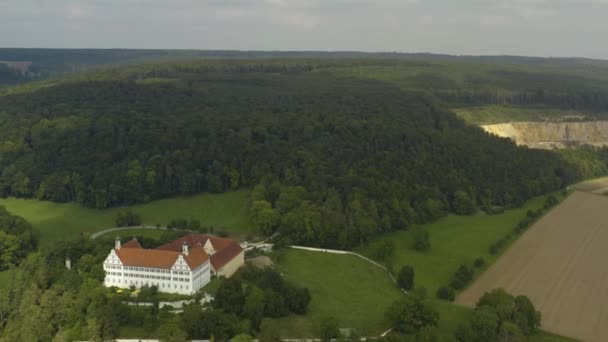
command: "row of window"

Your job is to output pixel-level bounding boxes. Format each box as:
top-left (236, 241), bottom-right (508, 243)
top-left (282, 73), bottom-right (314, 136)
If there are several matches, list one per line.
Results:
top-left (193, 265), bottom-right (209, 280)
top-left (119, 273), bottom-right (191, 282)
top-left (124, 273), bottom-right (170, 280)
top-left (106, 278), bottom-right (191, 291)
top-left (124, 266), bottom-right (172, 273)
top-left (106, 265), bottom-right (200, 275)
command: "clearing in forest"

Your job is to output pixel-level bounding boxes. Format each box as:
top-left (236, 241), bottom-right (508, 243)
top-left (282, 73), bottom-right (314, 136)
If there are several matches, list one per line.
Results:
top-left (0, 189), bottom-right (252, 246)
top-left (457, 191), bottom-right (608, 342)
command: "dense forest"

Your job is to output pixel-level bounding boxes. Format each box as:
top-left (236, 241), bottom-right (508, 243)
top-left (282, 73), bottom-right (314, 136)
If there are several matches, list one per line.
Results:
top-left (0, 59), bottom-right (604, 248)
top-left (0, 206), bottom-right (37, 271)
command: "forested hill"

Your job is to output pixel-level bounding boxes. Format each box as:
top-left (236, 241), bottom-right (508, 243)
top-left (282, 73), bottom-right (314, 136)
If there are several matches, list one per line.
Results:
top-left (0, 59), bottom-right (591, 247)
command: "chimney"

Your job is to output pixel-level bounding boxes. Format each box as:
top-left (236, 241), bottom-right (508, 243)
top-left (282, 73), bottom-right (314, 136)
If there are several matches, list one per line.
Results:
top-left (182, 240), bottom-right (189, 256)
top-left (115, 237), bottom-right (121, 250)
top-left (65, 257), bottom-right (72, 270)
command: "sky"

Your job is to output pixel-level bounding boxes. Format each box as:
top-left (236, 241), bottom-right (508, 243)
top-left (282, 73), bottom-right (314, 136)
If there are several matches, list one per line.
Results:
top-left (1, 0), bottom-right (607, 59)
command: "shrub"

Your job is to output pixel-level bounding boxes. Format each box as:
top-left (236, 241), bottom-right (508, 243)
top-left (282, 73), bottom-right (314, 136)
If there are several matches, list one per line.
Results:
top-left (474, 257), bottom-right (485, 268)
top-left (115, 210), bottom-right (142, 227)
top-left (436, 286), bottom-right (455, 301)
top-left (450, 265), bottom-right (474, 290)
top-left (412, 227), bottom-right (430, 252)
top-left (188, 219), bottom-right (201, 230)
top-left (397, 265), bottom-right (415, 291)
top-left (543, 195), bottom-right (558, 209)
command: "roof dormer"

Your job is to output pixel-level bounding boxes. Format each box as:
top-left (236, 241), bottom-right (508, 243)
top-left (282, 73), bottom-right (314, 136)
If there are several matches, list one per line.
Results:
top-left (204, 239), bottom-right (215, 255)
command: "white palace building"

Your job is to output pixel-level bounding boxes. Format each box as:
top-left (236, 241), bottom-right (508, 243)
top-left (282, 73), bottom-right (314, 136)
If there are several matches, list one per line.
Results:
top-left (103, 234), bottom-right (244, 295)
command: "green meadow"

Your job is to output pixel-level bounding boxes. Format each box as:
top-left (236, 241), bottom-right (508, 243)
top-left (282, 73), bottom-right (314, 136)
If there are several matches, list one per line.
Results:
top-left (452, 105), bottom-right (606, 125)
top-left (0, 190), bottom-right (252, 247)
top-left (267, 249), bottom-right (403, 337)
top-left (96, 228), bottom-right (182, 240)
top-left (266, 247), bottom-right (575, 341)
top-left (358, 193), bottom-right (559, 297)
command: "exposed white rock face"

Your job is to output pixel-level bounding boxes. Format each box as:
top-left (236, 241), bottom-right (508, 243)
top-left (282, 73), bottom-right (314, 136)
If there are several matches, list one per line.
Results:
top-left (481, 121), bottom-right (608, 149)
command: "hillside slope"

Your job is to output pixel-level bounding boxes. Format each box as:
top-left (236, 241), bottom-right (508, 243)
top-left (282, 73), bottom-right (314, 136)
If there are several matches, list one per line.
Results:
top-left (0, 59), bottom-right (590, 248)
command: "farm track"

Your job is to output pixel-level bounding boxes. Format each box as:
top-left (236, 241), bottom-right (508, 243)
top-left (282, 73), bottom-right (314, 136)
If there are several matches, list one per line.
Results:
top-left (456, 191), bottom-right (608, 342)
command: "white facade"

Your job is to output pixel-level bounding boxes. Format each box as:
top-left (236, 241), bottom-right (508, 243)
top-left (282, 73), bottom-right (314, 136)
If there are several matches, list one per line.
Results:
top-left (103, 250), bottom-right (211, 295)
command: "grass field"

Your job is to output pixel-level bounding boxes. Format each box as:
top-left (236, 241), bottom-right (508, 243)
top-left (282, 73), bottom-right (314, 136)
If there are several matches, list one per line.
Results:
top-left (358, 193), bottom-right (558, 296)
top-left (453, 105), bottom-right (603, 125)
top-left (267, 248), bottom-right (574, 341)
top-left (267, 249), bottom-right (404, 337)
top-left (458, 191), bottom-right (608, 342)
top-left (96, 228), bottom-right (185, 240)
top-left (0, 190), bottom-right (252, 247)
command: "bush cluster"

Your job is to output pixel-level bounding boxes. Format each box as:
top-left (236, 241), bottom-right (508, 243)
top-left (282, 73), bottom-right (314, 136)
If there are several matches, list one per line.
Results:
top-left (115, 210), bottom-right (142, 227)
top-left (455, 288), bottom-right (541, 341)
top-left (436, 258), bottom-right (484, 301)
top-left (213, 265), bottom-right (311, 331)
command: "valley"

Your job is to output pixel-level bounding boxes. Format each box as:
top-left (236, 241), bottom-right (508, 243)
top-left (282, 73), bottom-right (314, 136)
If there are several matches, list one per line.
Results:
top-left (1, 52), bottom-right (608, 341)
top-left (457, 191), bottom-right (608, 342)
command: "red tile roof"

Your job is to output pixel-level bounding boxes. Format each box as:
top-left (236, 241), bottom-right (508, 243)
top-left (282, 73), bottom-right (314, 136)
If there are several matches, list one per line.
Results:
top-left (115, 248), bottom-right (183, 269)
top-left (210, 241), bottom-right (243, 271)
top-left (157, 234), bottom-right (242, 271)
top-left (122, 238), bottom-right (142, 249)
top-left (183, 245), bottom-right (209, 270)
top-left (114, 238), bottom-right (209, 269)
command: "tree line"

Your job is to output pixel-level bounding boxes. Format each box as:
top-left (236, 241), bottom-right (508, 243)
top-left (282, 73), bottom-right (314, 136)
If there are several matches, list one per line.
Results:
top-left (0, 206), bottom-right (37, 271)
top-left (0, 60), bottom-right (602, 249)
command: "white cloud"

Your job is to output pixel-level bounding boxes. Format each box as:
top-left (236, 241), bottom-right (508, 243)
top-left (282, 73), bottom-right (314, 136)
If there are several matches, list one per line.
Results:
top-left (279, 12), bottom-right (320, 29)
top-left (65, 3), bottom-right (91, 20)
top-left (0, 0), bottom-right (606, 58)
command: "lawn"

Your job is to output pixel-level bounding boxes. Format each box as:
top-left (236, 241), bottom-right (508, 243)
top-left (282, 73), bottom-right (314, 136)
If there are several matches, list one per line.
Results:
top-left (265, 248), bottom-right (574, 341)
top-left (452, 105), bottom-right (603, 125)
top-left (0, 190), bottom-right (252, 247)
top-left (358, 193), bottom-right (559, 297)
top-left (267, 249), bottom-right (404, 337)
top-left (96, 228), bottom-right (177, 240)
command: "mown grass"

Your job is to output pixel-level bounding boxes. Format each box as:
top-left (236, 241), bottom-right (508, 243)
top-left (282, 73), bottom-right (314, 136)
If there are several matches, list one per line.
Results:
top-left (266, 247), bottom-right (575, 341)
top-left (267, 249), bottom-right (404, 337)
top-left (358, 194), bottom-right (558, 297)
top-left (0, 189), bottom-right (252, 247)
top-left (97, 228), bottom-right (177, 240)
top-left (453, 105), bottom-right (604, 125)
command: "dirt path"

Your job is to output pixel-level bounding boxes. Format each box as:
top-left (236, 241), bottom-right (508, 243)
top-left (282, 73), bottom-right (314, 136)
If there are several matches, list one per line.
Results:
top-left (90, 225), bottom-right (170, 239)
top-left (456, 191), bottom-right (608, 342)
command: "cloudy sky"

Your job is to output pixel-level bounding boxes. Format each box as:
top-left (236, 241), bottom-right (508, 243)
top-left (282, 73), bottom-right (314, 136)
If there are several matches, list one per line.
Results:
top-left (1, 0), bottom-right (607, 59)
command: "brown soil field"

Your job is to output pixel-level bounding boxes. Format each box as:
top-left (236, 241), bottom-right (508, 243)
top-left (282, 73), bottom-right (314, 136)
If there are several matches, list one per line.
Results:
top-left (457, 191), bottom-right (608, 342)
